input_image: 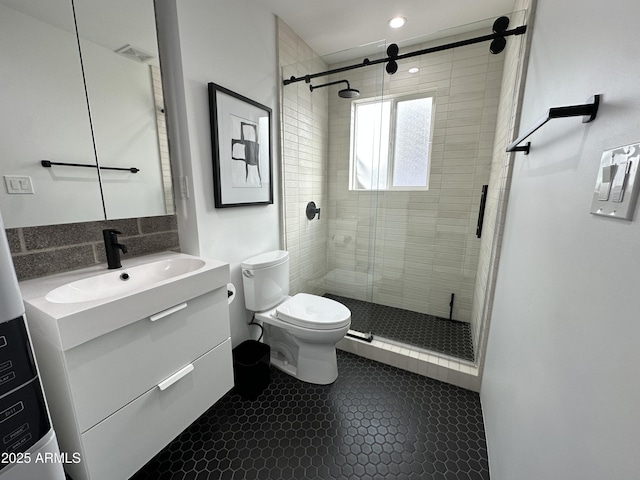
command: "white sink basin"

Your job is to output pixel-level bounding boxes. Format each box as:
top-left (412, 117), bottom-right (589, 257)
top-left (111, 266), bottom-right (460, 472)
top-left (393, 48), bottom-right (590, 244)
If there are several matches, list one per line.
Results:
top-left (19, 252), bottom-right (230, 351)
top-left (45, 257), bottom-right (206, 304)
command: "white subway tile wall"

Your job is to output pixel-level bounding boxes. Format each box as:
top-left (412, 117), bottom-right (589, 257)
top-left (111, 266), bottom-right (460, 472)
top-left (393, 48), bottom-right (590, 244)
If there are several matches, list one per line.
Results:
top-left (471, 8), bottom-right (531, 381)
top-left (323, 33), bottom-right (505, 324)
top-left (278, 19), bottom-right (329, 296)
top-left (150, 65), bottom-right (173, 213)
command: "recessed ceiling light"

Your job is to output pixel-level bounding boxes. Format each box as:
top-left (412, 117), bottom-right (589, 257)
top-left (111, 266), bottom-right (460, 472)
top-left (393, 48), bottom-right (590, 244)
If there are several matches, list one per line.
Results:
top-left (408, 67), bottom-right (420, 74)
top-left (389, 16), bottom-right (407, 29)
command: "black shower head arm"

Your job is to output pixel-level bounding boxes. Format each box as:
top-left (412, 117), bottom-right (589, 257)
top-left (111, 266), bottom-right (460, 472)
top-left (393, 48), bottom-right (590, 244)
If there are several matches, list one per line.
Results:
top-left (309, 79), bottom-right (350, 92)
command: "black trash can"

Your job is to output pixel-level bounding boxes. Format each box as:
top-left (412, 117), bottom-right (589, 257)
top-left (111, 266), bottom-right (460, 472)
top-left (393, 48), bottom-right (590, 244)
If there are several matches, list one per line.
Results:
top-left (232, 340), bottom-right (270, 400)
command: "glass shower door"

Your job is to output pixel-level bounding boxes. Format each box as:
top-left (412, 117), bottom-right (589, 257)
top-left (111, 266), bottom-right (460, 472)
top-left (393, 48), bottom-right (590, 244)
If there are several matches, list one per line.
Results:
top-left (280, 42), bottom-right (388, 341)
top-left (321, 45), bottom-right (391, 342)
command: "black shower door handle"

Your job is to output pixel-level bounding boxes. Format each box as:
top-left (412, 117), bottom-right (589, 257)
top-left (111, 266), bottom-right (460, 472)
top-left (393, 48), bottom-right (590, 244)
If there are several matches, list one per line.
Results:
top-left (476, 185), bottom-right (488, 238)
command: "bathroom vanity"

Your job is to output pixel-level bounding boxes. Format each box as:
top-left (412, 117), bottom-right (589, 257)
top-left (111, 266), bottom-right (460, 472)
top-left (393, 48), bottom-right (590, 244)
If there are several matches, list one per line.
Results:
top-left (19, 252), bottom-right (233, 480)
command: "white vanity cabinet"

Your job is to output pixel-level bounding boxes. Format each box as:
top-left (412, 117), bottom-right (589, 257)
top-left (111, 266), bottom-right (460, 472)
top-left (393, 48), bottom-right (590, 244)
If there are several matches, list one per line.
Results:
top-left (20, 252), bottom-right (234, 480)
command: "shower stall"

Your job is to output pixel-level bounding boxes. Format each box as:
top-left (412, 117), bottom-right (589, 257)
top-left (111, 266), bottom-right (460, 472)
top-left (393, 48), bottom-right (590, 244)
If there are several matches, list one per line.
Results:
top-left (277, 13), bottom-right (528, 366)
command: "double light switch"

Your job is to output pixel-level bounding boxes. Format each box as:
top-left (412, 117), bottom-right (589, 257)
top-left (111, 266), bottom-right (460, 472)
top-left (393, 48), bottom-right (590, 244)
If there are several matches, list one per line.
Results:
top-left (591, 143), bottom-right (640, 220)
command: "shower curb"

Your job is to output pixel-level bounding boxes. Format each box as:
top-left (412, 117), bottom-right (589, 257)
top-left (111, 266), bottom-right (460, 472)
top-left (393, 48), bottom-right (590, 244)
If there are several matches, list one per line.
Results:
top-left (337, 336), bottom-right (481, 392)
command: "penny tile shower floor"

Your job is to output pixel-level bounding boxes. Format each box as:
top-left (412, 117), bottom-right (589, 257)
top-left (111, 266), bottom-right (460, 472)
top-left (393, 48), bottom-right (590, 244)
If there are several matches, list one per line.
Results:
top-left (131, 351), bottom-right (489, 480)
top-left (325, 294), bottom-right (475, 362)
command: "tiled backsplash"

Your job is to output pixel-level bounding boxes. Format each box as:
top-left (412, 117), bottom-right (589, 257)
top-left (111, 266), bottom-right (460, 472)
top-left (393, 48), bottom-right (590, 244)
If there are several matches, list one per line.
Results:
top-left (7, 215), bottom-right (180, 280)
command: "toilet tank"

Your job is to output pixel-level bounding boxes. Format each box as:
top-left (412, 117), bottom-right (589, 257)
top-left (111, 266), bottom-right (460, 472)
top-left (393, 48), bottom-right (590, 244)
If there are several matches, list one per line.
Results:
top-left (241, 250), bottom-right (290, 312)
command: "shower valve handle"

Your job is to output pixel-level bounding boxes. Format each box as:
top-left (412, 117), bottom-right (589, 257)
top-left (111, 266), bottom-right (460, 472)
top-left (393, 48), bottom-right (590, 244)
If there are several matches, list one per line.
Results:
top-left (306, 201), bottom-right (321, 220)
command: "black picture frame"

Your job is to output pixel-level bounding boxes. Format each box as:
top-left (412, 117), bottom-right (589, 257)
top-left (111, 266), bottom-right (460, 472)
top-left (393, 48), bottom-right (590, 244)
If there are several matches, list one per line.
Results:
top-left (208, 83), bottom-right (273, 208)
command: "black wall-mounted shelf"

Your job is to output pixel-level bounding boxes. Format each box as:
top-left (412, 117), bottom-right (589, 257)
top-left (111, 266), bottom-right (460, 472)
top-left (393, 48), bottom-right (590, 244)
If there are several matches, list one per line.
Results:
top-left (41, 160), bottom-right (139, 173)
top-left (506, 94), bottom-right (601, 155)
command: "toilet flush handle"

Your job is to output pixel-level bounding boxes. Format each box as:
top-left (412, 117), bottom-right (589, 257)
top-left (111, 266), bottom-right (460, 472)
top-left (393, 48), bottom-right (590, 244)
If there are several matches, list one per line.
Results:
top-left (242, 269), bottom-right (254, 278)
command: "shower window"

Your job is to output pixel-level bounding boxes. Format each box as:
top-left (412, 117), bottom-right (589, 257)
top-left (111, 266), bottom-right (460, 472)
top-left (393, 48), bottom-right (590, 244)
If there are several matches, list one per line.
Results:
top-left (350, 92), bottom-right (435, 191)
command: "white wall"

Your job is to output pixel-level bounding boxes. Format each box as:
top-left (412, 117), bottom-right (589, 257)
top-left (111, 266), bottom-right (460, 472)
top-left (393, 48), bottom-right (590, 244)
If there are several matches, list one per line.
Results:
top-left (481, 0), bottom-right (640, 478)
top-left (155, 0), bottom-right (280, 346)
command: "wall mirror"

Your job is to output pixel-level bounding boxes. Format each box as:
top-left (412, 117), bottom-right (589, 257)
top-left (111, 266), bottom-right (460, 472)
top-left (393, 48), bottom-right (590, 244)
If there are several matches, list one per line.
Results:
top-left (0, 0), bottom-right (174, 229)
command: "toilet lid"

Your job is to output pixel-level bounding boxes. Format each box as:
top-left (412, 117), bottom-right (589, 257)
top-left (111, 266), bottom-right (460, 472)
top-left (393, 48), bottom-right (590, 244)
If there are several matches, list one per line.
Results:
top-left (275, 293), bottom-right (351, 330)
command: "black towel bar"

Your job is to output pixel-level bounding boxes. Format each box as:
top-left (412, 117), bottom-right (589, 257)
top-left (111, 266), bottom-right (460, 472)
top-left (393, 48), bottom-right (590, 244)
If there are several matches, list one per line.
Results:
top-left (41, 160), bottom-right (139, 173)
top-left (506, 95), bottom-right (600, 155)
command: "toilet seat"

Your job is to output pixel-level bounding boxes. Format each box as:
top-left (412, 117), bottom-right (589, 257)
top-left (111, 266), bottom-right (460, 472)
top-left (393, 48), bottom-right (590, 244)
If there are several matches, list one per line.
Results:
top-left (275, 293), bottom-right (351, 330)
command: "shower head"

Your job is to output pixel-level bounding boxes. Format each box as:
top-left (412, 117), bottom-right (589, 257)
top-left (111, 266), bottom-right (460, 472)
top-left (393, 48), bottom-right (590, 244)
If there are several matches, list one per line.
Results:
top-left (309, 79), bottom-right (360, 99)
top-left (338, 83), bottom-right (360, 98)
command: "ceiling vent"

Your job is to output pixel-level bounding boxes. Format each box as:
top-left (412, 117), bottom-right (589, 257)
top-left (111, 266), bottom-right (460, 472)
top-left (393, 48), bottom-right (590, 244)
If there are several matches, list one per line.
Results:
top-left (114, 44), bottom-right (154, 63)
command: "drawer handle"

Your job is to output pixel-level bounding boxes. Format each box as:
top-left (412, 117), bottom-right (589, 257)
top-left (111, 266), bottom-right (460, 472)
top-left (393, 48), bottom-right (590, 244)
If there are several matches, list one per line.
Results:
top-left (157, 364), bottom-right (194, 391)
top-left (149, 302), bottom-right (187, 322)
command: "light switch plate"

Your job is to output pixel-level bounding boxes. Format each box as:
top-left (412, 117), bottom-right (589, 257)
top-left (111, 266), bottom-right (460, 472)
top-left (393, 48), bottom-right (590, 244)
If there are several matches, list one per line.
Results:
top-left (590, 143), bottom-right (640, 220)
top-left (4, 175), bottom-right (34, 194)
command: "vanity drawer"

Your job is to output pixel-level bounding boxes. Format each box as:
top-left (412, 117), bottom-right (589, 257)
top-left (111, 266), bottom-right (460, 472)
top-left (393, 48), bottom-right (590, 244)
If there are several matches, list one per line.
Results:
top-left (81, 339), bottom-right (233, 480)
top-left (66, 287), bottom-right (230, 433)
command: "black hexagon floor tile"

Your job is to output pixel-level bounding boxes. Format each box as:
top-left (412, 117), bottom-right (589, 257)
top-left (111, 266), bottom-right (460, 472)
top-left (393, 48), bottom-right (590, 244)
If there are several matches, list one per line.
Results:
top-left (325, 294), bottom-right (474, 362)
top-left (131, 351), bottom-right (488, 480)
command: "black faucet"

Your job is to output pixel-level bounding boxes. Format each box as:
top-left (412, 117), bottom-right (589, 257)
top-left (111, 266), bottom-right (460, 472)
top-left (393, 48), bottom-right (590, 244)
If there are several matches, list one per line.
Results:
top-left (102, 229), bottom-right (128, 269)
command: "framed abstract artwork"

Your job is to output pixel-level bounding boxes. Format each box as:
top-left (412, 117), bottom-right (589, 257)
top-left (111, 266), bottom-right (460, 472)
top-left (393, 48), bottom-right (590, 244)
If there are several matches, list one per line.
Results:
top-left (208, 83), bottom-right (273, 207)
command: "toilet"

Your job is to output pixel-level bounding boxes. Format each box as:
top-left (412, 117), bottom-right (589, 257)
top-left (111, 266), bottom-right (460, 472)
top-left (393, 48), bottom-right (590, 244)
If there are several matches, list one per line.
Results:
top-left (241, 250), bottom-right (351, 385)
